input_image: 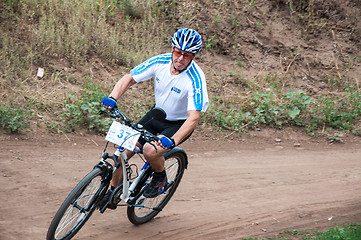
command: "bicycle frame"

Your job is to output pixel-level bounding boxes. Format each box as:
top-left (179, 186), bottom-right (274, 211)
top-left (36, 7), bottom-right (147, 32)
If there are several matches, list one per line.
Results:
top-left (118, 146), bottom-right (150, 204)
top-left (46, 107), bottom-right (189, 240)
top-left (98, 143), bottom-right (151, 208)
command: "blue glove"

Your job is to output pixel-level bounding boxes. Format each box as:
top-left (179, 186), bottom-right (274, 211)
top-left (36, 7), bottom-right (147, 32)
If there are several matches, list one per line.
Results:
top-left (160, 136), bottom-right (175, 149)
top-left (101, 97), bottom-right (117, 109)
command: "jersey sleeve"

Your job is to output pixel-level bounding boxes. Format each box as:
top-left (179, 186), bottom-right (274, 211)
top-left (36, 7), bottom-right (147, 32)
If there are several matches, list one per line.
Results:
top-left (130, 54), bottom-right (172, 83)
top-left (187, 64), bottom-right (209, 112)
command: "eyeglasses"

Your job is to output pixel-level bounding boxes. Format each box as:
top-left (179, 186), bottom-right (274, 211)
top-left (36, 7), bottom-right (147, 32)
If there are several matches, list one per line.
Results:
top-left (172, 48), bottom-right (194, 61)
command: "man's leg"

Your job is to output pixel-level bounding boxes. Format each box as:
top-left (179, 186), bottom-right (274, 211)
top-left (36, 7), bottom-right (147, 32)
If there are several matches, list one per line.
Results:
top-left (142, 143), bottom-right (167, 171)
top-left (142, 143), bottom-right (169, 198)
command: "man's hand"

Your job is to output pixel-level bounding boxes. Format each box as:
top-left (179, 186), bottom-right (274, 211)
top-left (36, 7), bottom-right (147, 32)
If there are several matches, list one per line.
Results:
top-left (101, 97), bottom-right (117, 109)
top-left (159, 136), bottom-right (175, 150)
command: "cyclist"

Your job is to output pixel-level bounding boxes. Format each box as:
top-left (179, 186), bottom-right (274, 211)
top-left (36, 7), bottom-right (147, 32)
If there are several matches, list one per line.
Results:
top-left (100, 28), bottom-right (209, 208)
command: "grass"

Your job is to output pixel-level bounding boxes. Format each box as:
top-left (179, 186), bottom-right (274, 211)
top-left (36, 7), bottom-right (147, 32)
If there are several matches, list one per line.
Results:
top-left (1, 0), bottom-right (360, 137)
top-left (243, 223), bottom-right (361, 240)
top-left (0, 102), bottom-right (32, 133)
top-left (1, 0), bottom-right (171, 85)
top-left (31, 79), bottom-right (154, 134)
top-left (204, 86), bottom-right (361, 135)
top-left (1, 0), bottom-right (171, 133)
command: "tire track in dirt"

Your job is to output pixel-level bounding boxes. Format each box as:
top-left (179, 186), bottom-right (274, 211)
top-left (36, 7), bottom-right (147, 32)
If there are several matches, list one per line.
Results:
top-left (0, 133), bottom-right (360, 240)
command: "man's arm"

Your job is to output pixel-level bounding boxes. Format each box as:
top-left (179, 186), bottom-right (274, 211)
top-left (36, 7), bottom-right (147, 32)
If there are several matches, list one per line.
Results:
top-left (109, 73), bottom-right (136, 100)
top-left (172, 110), bottom-right (201, 145)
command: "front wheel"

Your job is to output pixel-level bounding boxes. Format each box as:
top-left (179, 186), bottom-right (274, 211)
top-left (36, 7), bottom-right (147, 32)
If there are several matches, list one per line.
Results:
top-left (47, 167), bottom-right (107, 240)
top-left (127, 148), bottom-right (188, 225)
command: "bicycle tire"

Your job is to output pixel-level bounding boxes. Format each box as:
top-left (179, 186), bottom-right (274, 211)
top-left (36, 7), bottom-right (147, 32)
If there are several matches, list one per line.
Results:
top-left (47, 167), bottom-right (107, 240)
top-left (127, 148), bottom-right (187, 225)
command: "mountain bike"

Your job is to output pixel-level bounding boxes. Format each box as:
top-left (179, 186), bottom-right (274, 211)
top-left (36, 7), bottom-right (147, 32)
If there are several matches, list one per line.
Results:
top-left (46, 107), bottom-right (188, 240)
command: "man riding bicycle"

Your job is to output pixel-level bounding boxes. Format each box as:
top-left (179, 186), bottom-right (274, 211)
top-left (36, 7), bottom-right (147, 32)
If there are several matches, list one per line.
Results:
top-left (100, 28), bottom-right (209, 208)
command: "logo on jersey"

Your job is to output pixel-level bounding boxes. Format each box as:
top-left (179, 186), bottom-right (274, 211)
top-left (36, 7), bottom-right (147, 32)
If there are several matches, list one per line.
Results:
top-left (171, 87), bottom-right (181, 94)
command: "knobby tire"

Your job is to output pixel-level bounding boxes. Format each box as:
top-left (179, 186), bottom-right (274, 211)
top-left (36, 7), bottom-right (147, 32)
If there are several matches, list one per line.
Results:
top-left (127, 149), bottom-right (187, 225)
top-left (47, 167), bottom-right (107, 240)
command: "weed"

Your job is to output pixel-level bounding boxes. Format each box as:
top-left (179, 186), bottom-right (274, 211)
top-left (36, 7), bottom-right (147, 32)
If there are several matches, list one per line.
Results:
top-left (229, 15), bottom-right (241, 28)
top-left (213, 15), bottom-right (223, 26)
top-left (284, 90), bottom-right (314, 126)
top-left (0, 103), bottom-right (32, 133)
top-left (206, 35), bottom-right (218, 51)
top-left (242, 223), bottom-right (361, 239)
top-left (326, 133), bottom-right (344, 143)
top-left (3, 0), bottom-right (21, 11)
top-left (284, 229), bottom-right (309, 236)
top-left (351, 127), bottom-right (361, 137)
top-left (2, 0), bottom-right (360, 139)
top-left (60, 82), bottom-right (113, 133)
top-left (310, 224), bottom-right (361, 240)
top-left (250, 91), bottom-right (283, 126)
top-left (2, 0), bottom-right (169, 75)
top-left (309, 87), bottom-right (361, 132)
top-left (248, 0), bottom-right (257, 8)
top-left (56, 79), bottom-right (152, 133)
top-left (205, 87), bottom-right (361, 136)
top-left (118, 0), bottom-right (141, 18)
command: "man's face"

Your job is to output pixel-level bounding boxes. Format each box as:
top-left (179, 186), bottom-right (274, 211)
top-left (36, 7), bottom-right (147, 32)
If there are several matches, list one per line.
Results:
top-left (172, 47), bottom-right (195, 71)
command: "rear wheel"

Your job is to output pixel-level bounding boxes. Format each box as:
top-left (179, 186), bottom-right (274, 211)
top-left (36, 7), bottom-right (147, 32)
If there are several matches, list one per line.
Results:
top-left (127, 148), bottom-right (187, 225)
top-left (47, 167), bottom-right (107, 240)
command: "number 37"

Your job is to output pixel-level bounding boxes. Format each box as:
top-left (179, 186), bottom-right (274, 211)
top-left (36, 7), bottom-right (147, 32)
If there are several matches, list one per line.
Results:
top-left (118, 129), bottom-right (131, 140)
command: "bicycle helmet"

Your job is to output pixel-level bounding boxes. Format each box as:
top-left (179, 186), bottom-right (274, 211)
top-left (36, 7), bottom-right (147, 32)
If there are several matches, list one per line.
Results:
top-left (171, 28), bottom-right (202, 54)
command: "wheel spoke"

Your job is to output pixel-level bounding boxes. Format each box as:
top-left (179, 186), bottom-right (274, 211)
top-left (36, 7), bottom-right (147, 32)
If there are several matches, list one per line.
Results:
top-left (132, 156), bottom-right (180, 216)
top-left (47, 168), bottom-right (105, 240)
top-left (55, 210), bottom-right (83, 238)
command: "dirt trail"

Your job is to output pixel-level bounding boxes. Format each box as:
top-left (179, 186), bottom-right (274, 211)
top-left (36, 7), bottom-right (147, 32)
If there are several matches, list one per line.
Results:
top-left (0, 131), bottom-right (360, 240)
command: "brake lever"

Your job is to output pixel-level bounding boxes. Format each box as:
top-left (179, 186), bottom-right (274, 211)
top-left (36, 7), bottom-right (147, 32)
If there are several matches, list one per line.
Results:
top-left (99, 107), bottom-right (122, 119)
top-left (144, 134), bottom-right (159, 152)
top-left (149, 141), bottom-right (158, 152)
top-left (99, 110), bottom-right (108, 115)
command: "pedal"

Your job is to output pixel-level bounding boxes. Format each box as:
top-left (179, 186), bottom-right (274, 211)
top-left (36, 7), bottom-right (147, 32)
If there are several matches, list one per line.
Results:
top-left (99, 199), bottom-right (111, 213)
top-left (110, 184), bottom-right (123, 206)
top-left (98, 184), bottom-right (124, 213)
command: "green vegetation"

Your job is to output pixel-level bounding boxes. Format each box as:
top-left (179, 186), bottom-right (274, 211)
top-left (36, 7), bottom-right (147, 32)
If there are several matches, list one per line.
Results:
top-left (1, 0), bottom-right (172, 83)
top-left (1, 0), bottom-right (360, 137)
top-left (0, 103), bottom-right (32, 133)
top-left (243, 223), bottom-right (361, 240)
top-left (1, 0), bottom-right (171, 133)
top-left (206, 87), bottom-right (361, 136)
top-left (59, 82), bottom-right (113, 133)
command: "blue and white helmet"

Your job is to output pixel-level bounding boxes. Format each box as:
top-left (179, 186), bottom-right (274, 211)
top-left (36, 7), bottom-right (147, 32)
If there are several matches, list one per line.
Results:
top-left (171, 28), bottom-right (202, 54)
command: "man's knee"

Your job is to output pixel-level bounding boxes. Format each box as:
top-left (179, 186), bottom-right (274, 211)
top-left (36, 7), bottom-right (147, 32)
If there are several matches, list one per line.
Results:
top-left (143, 143), bottom-right (167, 161)
top-left (143, 144), bottom-right (157, 160)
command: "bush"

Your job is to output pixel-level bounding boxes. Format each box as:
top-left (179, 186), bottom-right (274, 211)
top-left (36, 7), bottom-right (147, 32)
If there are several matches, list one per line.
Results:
top-left (0, 103), bottom-right (31, 133)
top-left (60, 82), bottom-right (112, 133)
top-left (205, 88), bottom-right (361, 135)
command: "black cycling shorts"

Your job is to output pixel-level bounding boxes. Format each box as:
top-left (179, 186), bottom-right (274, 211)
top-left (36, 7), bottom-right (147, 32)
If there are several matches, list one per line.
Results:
top-left (137, 108), bottom-right (192, 146)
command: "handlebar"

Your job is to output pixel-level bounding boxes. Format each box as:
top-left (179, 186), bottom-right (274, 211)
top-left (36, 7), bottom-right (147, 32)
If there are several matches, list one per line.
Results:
top-left (103, 107), bottom-right (160, 149)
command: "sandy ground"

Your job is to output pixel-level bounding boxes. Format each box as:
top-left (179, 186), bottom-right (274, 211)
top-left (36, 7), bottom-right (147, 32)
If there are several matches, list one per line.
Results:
top-left (1, 129), bottom-right (361, 240)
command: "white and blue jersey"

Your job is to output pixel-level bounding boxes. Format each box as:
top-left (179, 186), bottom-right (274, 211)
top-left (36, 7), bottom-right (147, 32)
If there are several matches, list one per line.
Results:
top-left (130, 53), bottom-right (209, 121)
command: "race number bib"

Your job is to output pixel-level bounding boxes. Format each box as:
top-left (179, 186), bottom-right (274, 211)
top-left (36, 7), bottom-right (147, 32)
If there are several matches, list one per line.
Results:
top-left (105, 121), bottom-right (140, 151)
